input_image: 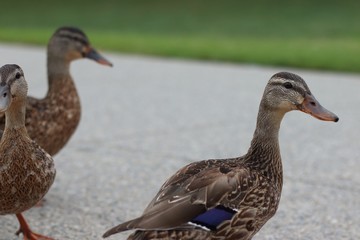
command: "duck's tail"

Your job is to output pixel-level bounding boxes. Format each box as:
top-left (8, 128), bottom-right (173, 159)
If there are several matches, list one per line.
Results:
top-left (103, 217), bottom-right (141, 238)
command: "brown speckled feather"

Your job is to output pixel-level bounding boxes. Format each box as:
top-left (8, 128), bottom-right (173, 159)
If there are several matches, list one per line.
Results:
top-left (0, 64), bottom-right (56, 239)
top-left (129, 229), bottom-right (212, 240)
top-left (0, 26), bottom-right (112, 156)
top-left (103, 72), bottom-right (339, 240)
top-left (106, 158), bottom-right (279, 240)
top-left (0, 128), bottom-right (55, 214)
top-left (23, 76), bottom-right (79, 156)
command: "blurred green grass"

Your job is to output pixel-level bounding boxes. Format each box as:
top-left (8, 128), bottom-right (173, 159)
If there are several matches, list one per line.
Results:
top-left (0, 0), bottom-right (359, 72)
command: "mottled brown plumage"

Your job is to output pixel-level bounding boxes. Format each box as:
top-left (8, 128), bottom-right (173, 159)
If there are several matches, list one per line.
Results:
top-left (0, 64), bottom-right (56, 240)
top-left (0, 26), bottom-right (112, 156)
top-left (103, 72), bottom-right (339, 240)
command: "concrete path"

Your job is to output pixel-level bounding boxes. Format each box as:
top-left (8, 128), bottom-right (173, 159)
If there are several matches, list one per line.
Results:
top-left (0, 43), bottom-right (359, 240)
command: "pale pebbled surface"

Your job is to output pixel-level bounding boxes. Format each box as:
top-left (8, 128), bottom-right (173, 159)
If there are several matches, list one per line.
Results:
top-left (0, 43), bottom-right (358, 240)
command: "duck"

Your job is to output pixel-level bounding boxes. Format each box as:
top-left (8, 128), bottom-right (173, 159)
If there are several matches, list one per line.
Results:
top-left (0, 26), bottom-right (113, 156)
top-left (0, 64), bottom-right (56, 240)
top-left (103, 72), bottom-right (339, 240)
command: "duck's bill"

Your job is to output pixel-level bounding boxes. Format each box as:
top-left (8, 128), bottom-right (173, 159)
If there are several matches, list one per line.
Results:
top-left (298, 94), bottom-right (339, 122)
top-left (0, 85), bottom-right (10, 113)
top-left (84, 47), bottom-right (113, 67)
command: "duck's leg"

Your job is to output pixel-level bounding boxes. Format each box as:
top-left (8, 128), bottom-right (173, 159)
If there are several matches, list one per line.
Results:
top-left (15, 213), bottom-right (54, 240)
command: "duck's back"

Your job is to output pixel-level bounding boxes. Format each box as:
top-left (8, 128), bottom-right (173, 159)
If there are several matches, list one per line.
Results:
top-left (24, 83), bottom-right (81, 156)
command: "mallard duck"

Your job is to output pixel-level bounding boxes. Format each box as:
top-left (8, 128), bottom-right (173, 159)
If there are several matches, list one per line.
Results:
top-left (0, 64), bottom-right (56, 240)
top-left (0, 26), bottom-right (112, 156)
top-left (103, 72), bottom-right (339, 240)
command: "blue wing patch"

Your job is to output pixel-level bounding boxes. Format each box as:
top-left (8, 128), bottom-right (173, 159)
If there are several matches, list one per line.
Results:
top-left (190, 205), bottom-right (237, 230)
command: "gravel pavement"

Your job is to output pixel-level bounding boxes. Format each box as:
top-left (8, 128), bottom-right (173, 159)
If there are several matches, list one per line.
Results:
top-left (0, 43), bottom-right (359, 240)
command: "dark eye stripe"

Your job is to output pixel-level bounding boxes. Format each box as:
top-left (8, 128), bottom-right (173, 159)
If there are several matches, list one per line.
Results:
top-left (271, 80), bottom-right (306, 96)
top-left (58, 33), bottom-right (89, 45)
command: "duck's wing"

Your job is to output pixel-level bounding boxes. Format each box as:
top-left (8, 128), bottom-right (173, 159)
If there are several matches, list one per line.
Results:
top-left (103, 159), bottom-right (258, 237)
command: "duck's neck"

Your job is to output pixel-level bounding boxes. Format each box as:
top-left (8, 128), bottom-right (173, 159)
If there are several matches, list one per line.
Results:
top-left (244, 102), bottom-right (285, 190)
top-left (3, 99), bottom-right (28, 135)
top-left (47, 55), bottom-right (72, 94)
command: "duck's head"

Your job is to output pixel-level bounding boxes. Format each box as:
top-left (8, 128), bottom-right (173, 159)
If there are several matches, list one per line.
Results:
top-left (48, 26), bottom-right (113, 67)
top-left (262, 72), bottom-right (338, 122)
top-left (0, 64), bottom-right (27, 113)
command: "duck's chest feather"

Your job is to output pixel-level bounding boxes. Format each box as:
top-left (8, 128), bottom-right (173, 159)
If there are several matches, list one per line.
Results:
top-left (218, 185), bottom-right (280, 239)
top-left (0, 131), bottom-right (56, 214)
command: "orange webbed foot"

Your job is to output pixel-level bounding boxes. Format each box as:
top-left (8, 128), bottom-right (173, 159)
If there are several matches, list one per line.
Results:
top-left (16, 230), bottom-right (54, 240)
top-left (15, 213), bottom-right (54, 240)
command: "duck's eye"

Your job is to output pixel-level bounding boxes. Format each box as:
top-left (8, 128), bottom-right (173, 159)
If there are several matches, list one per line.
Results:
top-left (15, 73), bottom-right (21, 79)
top-left (283, 82), bottom-right (293, 89)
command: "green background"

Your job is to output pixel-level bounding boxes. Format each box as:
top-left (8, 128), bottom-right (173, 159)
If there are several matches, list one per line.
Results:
top-left (0, 0), bottom-right (359, 72)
